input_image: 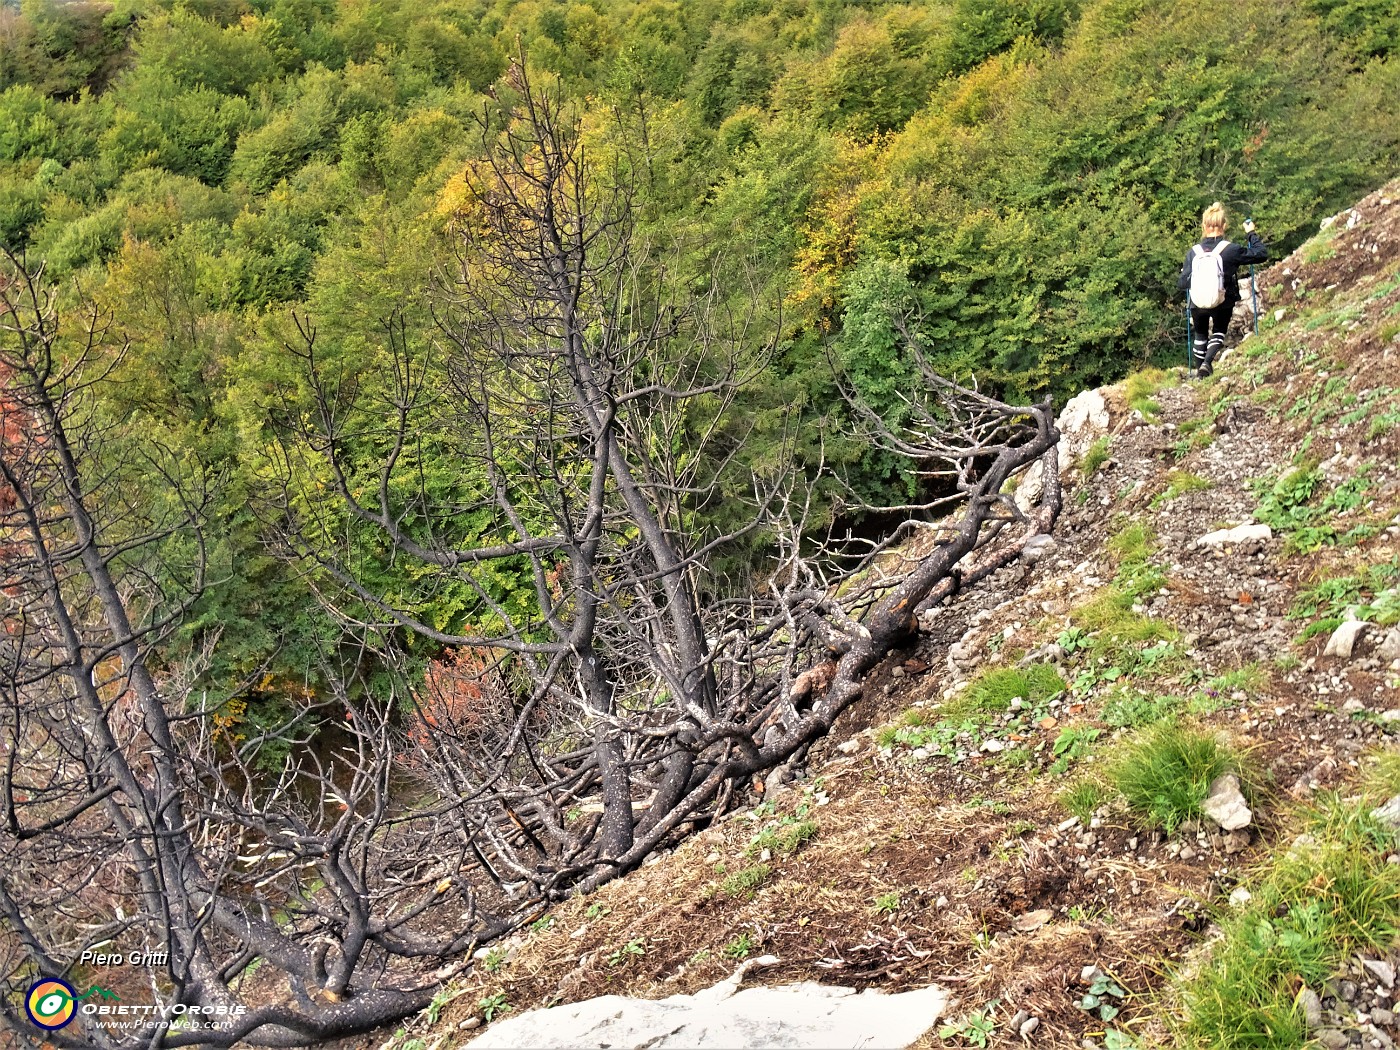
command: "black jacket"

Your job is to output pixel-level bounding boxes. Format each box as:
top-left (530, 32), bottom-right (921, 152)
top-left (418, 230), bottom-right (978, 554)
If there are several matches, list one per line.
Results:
top-left (1177, 231), bottom-right (1269, 311)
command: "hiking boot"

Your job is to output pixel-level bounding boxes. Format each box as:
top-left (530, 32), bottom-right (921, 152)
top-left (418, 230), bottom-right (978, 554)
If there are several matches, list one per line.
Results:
top-left (1197, 363), bottom-right (1213, 378)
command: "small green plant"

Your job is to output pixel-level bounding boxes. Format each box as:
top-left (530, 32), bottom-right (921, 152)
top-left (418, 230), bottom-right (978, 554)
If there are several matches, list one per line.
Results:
top-left (873, 891), bottom-right (901, 915)
top-left (1049, 726), bottom-right (1102, 774)
top-left (585, 902), bottom-right (611, 920)
top-left (1058, 778), bottom-right (1103, 828)
top-left (481, 946), bottom-right (509, 973)
top-left (1058, 626), bottom-right (1089, 654)
top-left (1103, 1030), bottom-right (1143, 1049)
top-left (478, 992), bottom-right (511, 1022)
top-left (606, 937), bottom-right (646, 967)
top-left (1078, 971), bottom-right (1127, 1023)
top-left (424, 985), bottom-right (459, 1025)
top-left (722, 932), bottom-right (756, 959)
top-left (1108, 725), bottom-right (1238, 833)
top-left (688, 947), bottom-right (712, 966)
top-left (530, 914), bottom-right (555, 934)
top-left (937, 1000), bottom-right (998, 1047)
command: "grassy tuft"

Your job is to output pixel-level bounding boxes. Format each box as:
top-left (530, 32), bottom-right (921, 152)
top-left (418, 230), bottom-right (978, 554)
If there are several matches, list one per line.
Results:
top-left (1059, 778), bottom-right (1109, 824)
top-left (1125, 367), bottom-right (1168, 421)
top-left (1108, 725), bottom-right (1238, 834)
top-left (720, 863), bottom-right (771, 898)
top-left (957, 664), bottom-right (1067, 715)
top-left (1175, 795), bottom-right (1400, 1049)
top-left (1151, 470), bottom-right (1212, 508)
top-left (1081, 436), bottom-right (1112, 477)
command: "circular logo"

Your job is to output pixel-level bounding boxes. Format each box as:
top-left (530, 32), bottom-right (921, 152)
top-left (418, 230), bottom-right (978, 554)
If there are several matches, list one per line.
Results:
top-left (25, 978), bottom-right (77, 1030)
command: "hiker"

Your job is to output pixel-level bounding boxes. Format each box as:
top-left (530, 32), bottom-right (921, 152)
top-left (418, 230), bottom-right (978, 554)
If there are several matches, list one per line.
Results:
top-left (1178, 201), bottom-right (1268, 377)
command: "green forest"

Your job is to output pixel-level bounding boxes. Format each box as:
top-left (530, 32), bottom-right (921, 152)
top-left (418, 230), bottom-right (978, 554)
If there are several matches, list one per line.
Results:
top-left (2, 0), bottom-right (1397, 718)
top-left (0, 0), bottom-right (1398, 1041)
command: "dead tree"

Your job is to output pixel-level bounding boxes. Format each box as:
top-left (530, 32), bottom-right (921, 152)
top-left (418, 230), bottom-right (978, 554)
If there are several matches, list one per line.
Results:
top-left (0, 252), bottom-right (529, 1049)
top-left (280, 58), bottom-right (1062, 921)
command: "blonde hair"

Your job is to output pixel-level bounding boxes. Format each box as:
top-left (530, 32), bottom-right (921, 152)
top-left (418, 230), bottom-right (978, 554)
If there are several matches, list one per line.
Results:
top-left (1202, 201), bottom-right (1229, 233)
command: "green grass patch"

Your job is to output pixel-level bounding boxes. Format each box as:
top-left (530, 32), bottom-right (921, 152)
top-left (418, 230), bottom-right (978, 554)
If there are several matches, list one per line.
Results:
top-left (1125, 367), bottom-right (1168, 421)
top-left (1290, 558), bottom-right (1400, 625)
top-left (958, 664), bottom-right (1067, 715)
top-left (1082, 436), bottom-right (1112, 477)
top-left (720, 863), bottom-right (772, 898)
top-left (1059, 779), bottom-right (1109, 824)
top-left (1173, 793), bottom-right (1400, 1048)
top-left (1151, 470), bottom-right (1212, 508)
top-left (1107, 724), bottom-right (1239, 834)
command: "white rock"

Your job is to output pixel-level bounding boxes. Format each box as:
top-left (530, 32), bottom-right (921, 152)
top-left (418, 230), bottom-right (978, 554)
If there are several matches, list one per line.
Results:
top-left (1324, 620), bottom-right (1368, 660)
top-left (1274, 308), bottom-right (1287, 322)
top-left (1378, 628), bottom-right (1400, 664)
top-left (1196, 523), bottom-right (1273, 548)
top-left (1229, 886), bottom-right (1253, 907)
top-left (1363, 958), bottom-right (1396, 989)
top-left (464, 977), bottom-right (953, 1049)
top-left (1371, 795), bottom-right (1400, 831)
top-left (1059, 389), bottom-right (1110, 437)
top-left (1202, 773), bottom-right (1253, 831)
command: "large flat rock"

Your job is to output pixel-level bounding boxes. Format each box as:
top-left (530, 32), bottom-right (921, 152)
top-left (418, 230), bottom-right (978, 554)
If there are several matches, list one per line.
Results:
top-left (464, 978), bottom-right (951, 1049)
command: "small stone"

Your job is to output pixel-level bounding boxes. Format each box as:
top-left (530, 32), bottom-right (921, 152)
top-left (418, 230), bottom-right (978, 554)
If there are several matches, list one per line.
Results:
top-left (891, 666), bottom-right (905, 678)
top-left (1379, 629), bottom-right (1400, 664)
top-left (936, 895), bottom-right (949, 909)
top-left (1008, 1009), bottom-right (1030, 1031)
top-left (1223, 829), bottom-right (1251, 855)
top-left (1316, 1029), bottom-right (1349, 1049)
top-left (1229, 886), bottom-right (1253, 907)
top-left (1325, 620), bottom-right (1369, 660)
top-left (1021, 534), bottom-right (1058, 564)
top-left (1365, 959), bottom-right (1397, 989)
top-left (1179, 845), bottom-right (1198, 861)
top-left (1372, 796), bottom-right (1400, 831)
top-left (982, 738), bottom-right (1006, 753)
top-left (1202, 773), bottom-right (1253, 831)
top-left (1344, 698), bottom-right (1369, 715)
top-left (1020, 1016), bottom-right (1041, 1038)
top-left (1197, 523), bottom-right (1273, 548)
top-left (459, 1017), bottom-right (482, 1031)
top-left (1299, 987), bottom-right (1323, 1030)
top-left (1080, 964), bottom-right (1104, 983)
top-left (836, 738), bottom-right (861, 755)
top-left (1374, 1007), bottom-right (1396, 1026)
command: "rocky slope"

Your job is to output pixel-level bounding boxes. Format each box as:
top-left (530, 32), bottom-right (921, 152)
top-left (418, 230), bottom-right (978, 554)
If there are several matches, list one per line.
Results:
top-left (368, 178), bottom-right (1400, 1050)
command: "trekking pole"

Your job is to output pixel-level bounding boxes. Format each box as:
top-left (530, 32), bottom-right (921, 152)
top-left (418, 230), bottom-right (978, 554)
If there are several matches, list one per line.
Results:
top-left (1250, 264), bottom-right (1259, 335)
top-left (1185, 302), bottom-right (1192, 373)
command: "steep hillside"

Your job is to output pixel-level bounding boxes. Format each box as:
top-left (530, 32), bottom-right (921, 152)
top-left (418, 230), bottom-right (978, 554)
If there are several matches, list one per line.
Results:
top-left (377, 180), bottom-right (1400, 1050)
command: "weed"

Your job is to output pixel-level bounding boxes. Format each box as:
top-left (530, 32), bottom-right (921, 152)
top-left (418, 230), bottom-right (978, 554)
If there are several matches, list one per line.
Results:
top-left (529, 915), bottom-right (555, 934)
top-left (478, 992), bottom-right (511, 1023)
top-left (1060, 778), bottom-right (1108, 823)
top-left (1209, 663), bottom-right (1269, 696)
top-left (1049, 726), bottom-right (1102, 774)
top-left (606, 937), bottom-right (646, 967)
top-left (722, 933), bottom-right (755, 959)
top-left (873, 891), bottom-right (901, 915)
top-left (481, 946), bottom-right (509, 973)
top-left (1103, 687), bottom-right (1182, 729)
top-left (937, 1000), bottom-right (999, 1047)
top-left (688, 947), bottom-right (712, 966)
top-left (1108, 725), bottom-right (1238, 834)
top-left (721, 863), bottom-right (771, 898)
top-left (424, 985), bottom-right (459, 1025)
top-left (1078, 971), bottom-right (1128, 1023)
top-left (585, 902), bottom-right (611, 920)
top-left (1082, 436), bottom-right (1112, 476)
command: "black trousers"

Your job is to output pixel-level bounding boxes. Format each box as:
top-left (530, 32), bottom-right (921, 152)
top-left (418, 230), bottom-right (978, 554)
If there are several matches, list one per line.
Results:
top-left (1190, 303), bottom-right (1232, 367)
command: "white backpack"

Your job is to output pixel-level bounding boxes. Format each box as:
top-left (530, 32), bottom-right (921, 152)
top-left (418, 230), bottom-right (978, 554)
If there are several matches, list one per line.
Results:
top-left (1189, 240), bottom-right (1231, 309)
